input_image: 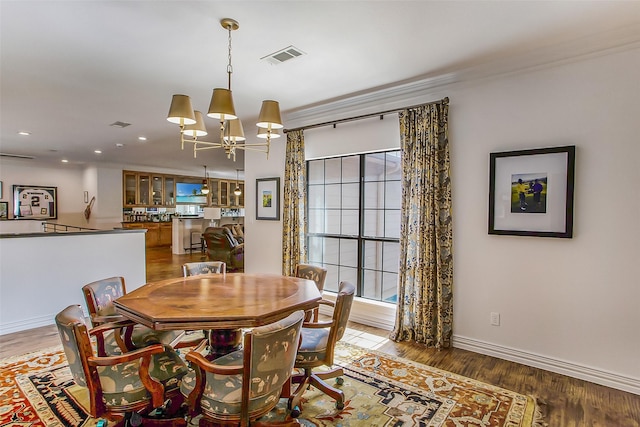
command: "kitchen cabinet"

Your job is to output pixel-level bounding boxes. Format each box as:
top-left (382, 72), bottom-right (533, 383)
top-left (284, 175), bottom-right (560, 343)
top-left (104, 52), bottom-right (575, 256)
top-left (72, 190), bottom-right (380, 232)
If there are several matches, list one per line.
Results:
top-left (216, 180), bottom-right (244, 207)
top-left (122, 221), bottom-right (172, 247)
top-left (123, 171), bottom-right (175, 207)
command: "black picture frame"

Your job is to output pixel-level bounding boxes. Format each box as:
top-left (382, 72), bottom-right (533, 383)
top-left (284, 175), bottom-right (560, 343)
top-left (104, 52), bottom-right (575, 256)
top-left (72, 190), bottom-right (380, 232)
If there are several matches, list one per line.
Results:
top-left (0, 201), bottom-right (8, 220)
top-left (256, 177), bottom-right (280, 221)
top-left (12, 185), bottom-right (58, 220)
top-left (489, 145), bottom-right (575, 238)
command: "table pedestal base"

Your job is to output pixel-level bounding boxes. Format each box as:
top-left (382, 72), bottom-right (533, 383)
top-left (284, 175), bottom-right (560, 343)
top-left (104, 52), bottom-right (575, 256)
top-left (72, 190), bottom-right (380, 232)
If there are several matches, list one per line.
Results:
top-left (207, 328), bottom-right (243, 359)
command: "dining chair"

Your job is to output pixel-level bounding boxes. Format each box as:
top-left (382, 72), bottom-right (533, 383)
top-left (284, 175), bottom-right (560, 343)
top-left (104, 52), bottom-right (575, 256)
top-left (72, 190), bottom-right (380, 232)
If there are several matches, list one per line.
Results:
top-left (82, 276), bottom-right (187, 355)
top-left (180, 310), bottom-right (305, 427)
top-left (182, 261), bottom-right (226, 276)
top-left (55, 304), bottom-right (189, 426)
top-left (294, 263), bottom-right (327, 322)
top-left (288, 281), bottom-right (355, 416)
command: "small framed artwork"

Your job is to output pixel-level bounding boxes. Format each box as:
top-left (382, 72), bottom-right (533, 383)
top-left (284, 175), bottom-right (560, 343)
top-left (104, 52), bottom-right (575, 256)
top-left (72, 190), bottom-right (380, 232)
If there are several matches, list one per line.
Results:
top-left (256, 177), bottom-right (280, 221)
top-left (0, 201), bottom-right (8, 219)
top-left (488, 145), bottom-right (575, 238)
top-left (13, 185), bottom-right (58, 220)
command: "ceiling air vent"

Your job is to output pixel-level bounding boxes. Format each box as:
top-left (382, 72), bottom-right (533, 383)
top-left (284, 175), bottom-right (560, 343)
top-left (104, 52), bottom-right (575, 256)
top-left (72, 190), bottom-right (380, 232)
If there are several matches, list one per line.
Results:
top-left (110, 121), bottom-right (131, 128)
top-left (0, 152), bottom-right (35, 160)
top-left (261, 46), bottom-right (305, 65)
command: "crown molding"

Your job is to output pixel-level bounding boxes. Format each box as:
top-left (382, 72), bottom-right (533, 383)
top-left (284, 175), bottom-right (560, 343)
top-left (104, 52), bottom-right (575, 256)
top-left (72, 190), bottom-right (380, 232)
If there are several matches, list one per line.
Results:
top-left (284, 24), bottom-right (640, 130)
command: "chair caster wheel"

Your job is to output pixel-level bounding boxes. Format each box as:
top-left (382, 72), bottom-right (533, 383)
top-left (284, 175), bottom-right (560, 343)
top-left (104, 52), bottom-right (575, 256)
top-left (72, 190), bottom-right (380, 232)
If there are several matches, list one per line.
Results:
top-left (290, 406), bottom-right (301, 418)
top-left (335, 377), bottom-right (344, 385)
top-left (336, 401), bottom-right (345, 410)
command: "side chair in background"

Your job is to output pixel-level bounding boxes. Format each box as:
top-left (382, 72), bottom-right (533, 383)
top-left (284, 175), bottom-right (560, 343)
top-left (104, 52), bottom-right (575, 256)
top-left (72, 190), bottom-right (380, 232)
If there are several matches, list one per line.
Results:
top-left (294, 263), bottom-right (327, 322)
top-left (182, 261), bottom-right (226, 277)
top-left (55, 304), bottom-right (188, 426)
top-left (180, 310), bottom-right (305, 427)
top-left (288, 281), bottom-right (355, 416)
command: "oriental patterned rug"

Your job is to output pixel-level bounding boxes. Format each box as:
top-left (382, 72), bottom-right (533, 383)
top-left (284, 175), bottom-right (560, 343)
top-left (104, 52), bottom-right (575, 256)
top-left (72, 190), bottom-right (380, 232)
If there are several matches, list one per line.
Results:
top-left (0, 342), bottom-right (546, 426)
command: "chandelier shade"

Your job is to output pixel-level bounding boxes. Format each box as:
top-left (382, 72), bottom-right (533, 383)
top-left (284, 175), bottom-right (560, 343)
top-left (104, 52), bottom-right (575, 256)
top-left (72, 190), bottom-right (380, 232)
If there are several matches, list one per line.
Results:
top-left (167, 18), bottom-right (282, 161)
top-left (207, 88), bottom-right (237, 120)
top-left (257, 100), bottom-right (283, 129)
top-left (257, 127), bottom-right (281, 139)
top-left (182, 110), bottom-right (208, 137)
top-left (167, 94), bottom-right (196, 125)
top-left (224, 118), bottom-right (245, 142)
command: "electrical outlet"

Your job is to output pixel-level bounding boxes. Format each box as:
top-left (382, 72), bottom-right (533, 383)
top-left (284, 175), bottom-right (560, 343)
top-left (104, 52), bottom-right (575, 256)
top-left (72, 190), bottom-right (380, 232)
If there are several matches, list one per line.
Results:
top-left (490, 312), bottom-right (500, 326)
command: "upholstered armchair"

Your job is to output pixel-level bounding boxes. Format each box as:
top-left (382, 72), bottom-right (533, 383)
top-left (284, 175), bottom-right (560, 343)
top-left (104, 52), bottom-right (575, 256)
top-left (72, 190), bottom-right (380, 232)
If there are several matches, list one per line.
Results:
top-left (203, 227), bottom-right (244, 271)
top-left (181, 310), bottom-right (305, 427)
top-left (82, 276), bottom-right (195, 355)
top-left (55, 304), bottom-right (188, 425)
top-left (288, 281), bottom-right (355, 416)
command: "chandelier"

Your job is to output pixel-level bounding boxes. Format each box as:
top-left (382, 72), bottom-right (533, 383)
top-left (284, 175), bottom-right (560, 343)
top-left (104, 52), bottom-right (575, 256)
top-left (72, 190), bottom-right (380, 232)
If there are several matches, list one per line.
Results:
top-left (167, 18), bottom-right (283, 161)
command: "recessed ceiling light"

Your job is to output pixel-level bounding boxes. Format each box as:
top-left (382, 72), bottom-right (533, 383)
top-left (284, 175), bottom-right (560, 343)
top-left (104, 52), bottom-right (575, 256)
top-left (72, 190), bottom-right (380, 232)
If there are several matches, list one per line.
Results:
top-left (116, 143), bottom-right (124, 148)
top-left (94, 150), bottom-right (102, 154)
top-left (18, 131), bottom-right (31, 136)
top-left (61, 159), bottom-right (69, 163)
top-left (138, 136), bottom-right (147, 141)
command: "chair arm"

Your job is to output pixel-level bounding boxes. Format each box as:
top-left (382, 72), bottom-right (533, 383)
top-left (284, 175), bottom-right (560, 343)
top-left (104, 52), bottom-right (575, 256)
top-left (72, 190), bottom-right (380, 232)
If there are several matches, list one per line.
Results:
top-left (88, 343), bottom-right (168, 408)
top-left (185, 345), bottom-right (243, 376)
top-left (89, 319), bottom-right (138, 354)
top-left (91, 314), bottom-right (128, 324)
top-left (317, 299), bottom-right (335, 308)
top-left (302, 320), bottom-right (334, 328)
top-left (86, 343), bottom-right (165, 366)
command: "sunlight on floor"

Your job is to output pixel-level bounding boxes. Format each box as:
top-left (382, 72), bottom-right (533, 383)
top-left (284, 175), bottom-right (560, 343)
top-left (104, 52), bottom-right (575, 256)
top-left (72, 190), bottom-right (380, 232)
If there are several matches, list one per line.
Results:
top-left (342, 327), bottom-right (390, 350)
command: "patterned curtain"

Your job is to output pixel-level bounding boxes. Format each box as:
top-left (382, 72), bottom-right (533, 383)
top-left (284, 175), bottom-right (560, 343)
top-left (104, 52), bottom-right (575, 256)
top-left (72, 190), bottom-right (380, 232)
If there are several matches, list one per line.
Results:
top-left (390, 100), bottom-right (453, 348)
top-left (282, 130), bottom-right (308, 276)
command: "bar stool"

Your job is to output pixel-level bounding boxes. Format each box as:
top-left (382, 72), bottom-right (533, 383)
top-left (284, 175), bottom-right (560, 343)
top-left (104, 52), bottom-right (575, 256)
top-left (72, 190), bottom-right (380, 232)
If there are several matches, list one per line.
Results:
top-left (188, 230), bottom-right (203, 253)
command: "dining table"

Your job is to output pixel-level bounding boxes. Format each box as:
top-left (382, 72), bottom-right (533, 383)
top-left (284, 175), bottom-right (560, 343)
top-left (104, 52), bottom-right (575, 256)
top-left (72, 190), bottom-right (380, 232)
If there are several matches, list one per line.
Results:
top-left (113, 272), bottom-right (322, 357)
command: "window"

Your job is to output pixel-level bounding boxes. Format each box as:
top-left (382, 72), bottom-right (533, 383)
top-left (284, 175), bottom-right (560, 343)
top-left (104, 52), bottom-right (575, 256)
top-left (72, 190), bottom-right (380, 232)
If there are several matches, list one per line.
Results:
top-left (307, 151), bottom-right (401, 303)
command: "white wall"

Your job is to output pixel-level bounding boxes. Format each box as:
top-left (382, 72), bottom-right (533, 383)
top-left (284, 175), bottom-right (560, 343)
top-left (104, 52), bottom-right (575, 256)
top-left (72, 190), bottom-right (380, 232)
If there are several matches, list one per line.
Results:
top-left (0, 230), bottom-right (146, 334)
top-left (244, 138), bottom-right (287, 274)
top-left (246, 47), bottom-right (640, 393)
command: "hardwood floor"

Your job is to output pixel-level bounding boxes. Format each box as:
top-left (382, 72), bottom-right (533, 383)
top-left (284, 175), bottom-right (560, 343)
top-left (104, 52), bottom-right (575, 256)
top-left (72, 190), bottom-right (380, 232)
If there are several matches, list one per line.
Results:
top-left (1, 246), bottom-right (638, 426)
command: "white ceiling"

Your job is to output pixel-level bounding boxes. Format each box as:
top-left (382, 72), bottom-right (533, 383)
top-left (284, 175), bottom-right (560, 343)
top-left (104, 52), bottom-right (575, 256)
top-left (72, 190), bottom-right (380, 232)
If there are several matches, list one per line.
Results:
top-left (1, 1), bottom-right (639, 178)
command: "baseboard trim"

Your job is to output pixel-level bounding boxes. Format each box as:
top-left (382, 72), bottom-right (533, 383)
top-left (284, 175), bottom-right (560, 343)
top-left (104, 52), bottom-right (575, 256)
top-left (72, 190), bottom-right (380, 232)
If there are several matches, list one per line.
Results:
top-left (453, 335), bottom-right (640, 396)
top-left (0, 314), bottom-right (54, 336)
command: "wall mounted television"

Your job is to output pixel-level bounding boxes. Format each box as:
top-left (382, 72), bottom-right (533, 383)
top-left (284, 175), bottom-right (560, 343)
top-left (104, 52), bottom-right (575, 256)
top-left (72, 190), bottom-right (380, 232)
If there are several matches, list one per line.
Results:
top-left (175, 182), bottom-right (207, 205)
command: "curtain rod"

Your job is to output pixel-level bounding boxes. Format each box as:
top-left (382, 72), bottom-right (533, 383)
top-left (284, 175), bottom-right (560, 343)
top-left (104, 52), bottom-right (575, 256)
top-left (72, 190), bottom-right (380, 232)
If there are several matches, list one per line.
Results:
top-left (283, 97), bottom-right (449, 133)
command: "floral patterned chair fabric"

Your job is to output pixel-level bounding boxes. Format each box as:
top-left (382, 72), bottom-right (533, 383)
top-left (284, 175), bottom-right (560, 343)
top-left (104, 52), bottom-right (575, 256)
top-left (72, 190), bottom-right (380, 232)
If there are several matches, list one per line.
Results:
top-left (55, 304), bottom-right (189, 421)
top-left (182, 261), bottom-right (226, 276)
top-left (294, 264), bottom-right (327, 322)
top-left (82, 277), bottom-right (184, 354)
top-left (181, 310), bottom-right (305, 427)
top-left (288, 281), bottom-right (355, 414)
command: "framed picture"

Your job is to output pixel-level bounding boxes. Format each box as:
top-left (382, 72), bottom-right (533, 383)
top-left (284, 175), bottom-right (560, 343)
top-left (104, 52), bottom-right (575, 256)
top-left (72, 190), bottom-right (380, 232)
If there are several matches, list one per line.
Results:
top-left (0, 201), bottom-right (8, 219)
top-left (489, 145), bottom-right (575, 238)
top-left (256, 177), bottom-right (280, 221)
top-left (12, 185), bottom-right (58, 220)
top-left (0, 180), bottom-right (3, 199)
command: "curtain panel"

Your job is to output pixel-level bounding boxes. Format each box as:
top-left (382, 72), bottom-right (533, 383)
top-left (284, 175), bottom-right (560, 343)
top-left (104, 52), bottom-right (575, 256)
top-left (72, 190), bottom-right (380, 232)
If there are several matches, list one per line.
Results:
top-left (282, 130), bottom-right (308, 276)
top-left (390, 100), bottom-right (453, 348)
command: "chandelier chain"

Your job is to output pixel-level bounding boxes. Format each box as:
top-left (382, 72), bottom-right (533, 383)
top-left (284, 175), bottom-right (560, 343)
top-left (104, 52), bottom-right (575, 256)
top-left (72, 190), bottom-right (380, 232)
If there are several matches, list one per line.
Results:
top-left (227, 24), bottom-right (233, 89)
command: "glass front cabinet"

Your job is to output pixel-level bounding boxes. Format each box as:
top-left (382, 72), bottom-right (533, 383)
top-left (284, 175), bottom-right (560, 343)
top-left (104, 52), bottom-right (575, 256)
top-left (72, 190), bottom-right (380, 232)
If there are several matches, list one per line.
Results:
top-left (123, 171), bottom-right (175, 207)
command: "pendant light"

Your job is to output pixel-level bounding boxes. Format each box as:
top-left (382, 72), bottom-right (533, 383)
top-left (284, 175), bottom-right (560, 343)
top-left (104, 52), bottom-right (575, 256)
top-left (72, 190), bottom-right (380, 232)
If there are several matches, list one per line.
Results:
top-left (234, 169), bottom-right (242, 196)
top-left (201, 165), bottom-right (210, 195)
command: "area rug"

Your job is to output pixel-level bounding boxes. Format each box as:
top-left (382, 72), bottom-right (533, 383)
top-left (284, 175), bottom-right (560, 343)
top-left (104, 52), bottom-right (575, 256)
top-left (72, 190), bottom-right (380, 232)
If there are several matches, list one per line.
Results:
top-left (0, 342), bottom-right (545, 426)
